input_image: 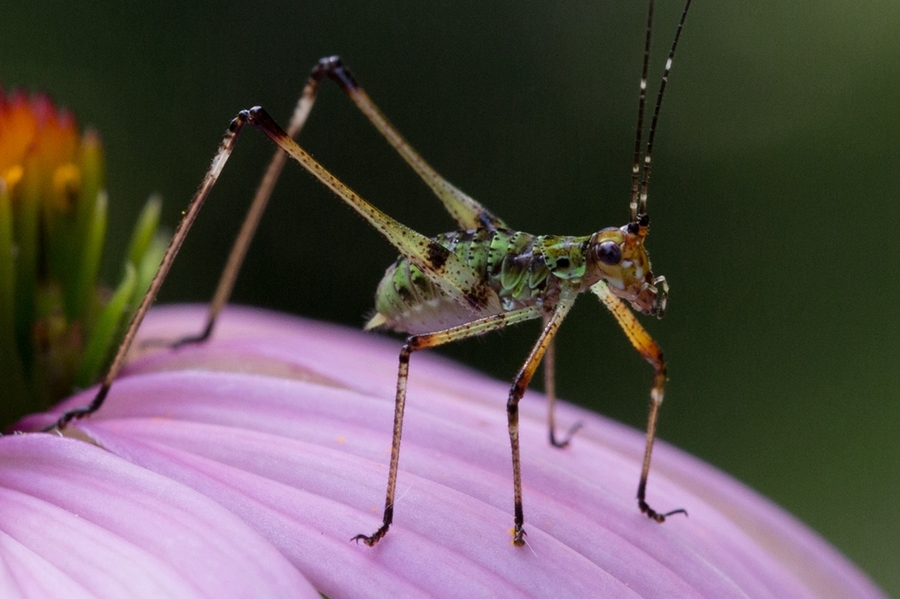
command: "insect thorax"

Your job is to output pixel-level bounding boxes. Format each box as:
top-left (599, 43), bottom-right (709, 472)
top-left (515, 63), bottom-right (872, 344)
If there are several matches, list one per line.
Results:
top-left (366, 228), bottom-right (598, 335)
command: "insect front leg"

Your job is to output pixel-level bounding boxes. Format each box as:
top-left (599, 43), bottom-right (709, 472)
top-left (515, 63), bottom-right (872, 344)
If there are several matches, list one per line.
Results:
top-left (591, 280), bottom-right (686, 522)
top-left (352, 306), bottom-right (543, 547)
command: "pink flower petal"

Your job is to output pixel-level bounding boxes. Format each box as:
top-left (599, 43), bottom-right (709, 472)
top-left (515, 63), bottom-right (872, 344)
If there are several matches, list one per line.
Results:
top-left (22, 305), bottom-right (888, 598)
top-left (0, 433), bottom-right (319, 599)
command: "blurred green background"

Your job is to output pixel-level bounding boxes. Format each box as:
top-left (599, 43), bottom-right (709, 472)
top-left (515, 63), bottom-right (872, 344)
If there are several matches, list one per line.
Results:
top-left (3, 0), bottom-right (898, 593)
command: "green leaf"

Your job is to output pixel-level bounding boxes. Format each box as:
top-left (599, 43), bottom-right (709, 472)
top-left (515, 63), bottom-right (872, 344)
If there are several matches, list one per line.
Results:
top-left (70, 189), bottom-right (108, 325)
top-left (0, 181), bottom-right (29, 422)
top-left (126, 194), bottom-right (162, 269)
top-left (75, 262), bottom-right (136, 388)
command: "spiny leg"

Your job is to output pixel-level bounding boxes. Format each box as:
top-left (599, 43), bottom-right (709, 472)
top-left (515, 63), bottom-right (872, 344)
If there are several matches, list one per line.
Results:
top-left (542, 313), bottom-right (582, 448)
top-left (312, 56), bottom-right (507, 231)
top-left (173, 78), bottom-right (322, 347)
top-left (352, 305), bottom-right (545, 547)
top-left (591, 280), bottom-right (685, 521)
top-left (507, 296), bottom-right (577, 545)
top-left (174, 55), bottom-right (507, 349)
top-left (47, 114), bottom-right (251, 430)
top-left (49, 102), bottom-right (500, 430)
top-left (242, 107), bottom-right (501, 315)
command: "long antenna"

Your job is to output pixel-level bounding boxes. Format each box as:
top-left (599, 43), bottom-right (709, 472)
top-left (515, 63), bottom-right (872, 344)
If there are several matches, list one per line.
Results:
top-left (629, 0), bottom-right (655, 224)
top-left (631, 0), bottom-right (693, 222)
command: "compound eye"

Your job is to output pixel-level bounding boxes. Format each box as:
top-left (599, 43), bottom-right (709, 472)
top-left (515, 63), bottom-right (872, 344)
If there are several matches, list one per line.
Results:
top-left (594, 241), bottom-right (622, 266)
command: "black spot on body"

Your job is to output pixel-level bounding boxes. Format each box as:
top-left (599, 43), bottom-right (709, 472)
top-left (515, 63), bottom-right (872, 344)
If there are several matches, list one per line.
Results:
top-left (464, 286), bottom-right (490, 310)
top-left (425, 242), bottom-right (449, 270)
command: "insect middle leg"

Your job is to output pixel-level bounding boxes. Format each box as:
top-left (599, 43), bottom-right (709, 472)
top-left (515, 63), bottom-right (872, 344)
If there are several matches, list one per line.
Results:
top-left (353, 296), bottom-right (577, 547)
top-left (352, 304), bottom-right (543, 546)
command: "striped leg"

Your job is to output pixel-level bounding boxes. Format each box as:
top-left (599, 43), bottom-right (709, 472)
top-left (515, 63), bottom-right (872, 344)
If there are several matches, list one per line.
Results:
top-left (591, 280), bottom-right (685, 521)
top-left (352, 304), bottom-right (546, 546)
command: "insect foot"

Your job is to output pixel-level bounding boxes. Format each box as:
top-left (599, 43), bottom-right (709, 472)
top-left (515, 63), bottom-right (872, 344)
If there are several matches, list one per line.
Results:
top-left (512, 525), bottom-right (527, 547)
top-left (639, 499), bottom-right (688, 523)
top-left (352, 526), bottom-right (389, 547)
top-left (352, 504), bottom-right (393, 546)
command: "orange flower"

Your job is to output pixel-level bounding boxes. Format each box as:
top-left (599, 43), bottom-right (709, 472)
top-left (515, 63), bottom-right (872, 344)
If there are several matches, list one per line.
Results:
top-left (0, 92), bottom-right (80, 206)
top-left (0, 88), bottom-right (165, 423)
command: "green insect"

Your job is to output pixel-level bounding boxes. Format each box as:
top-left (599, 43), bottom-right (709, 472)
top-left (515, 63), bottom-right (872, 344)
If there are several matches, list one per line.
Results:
top-left (52, 0), bottom-right (693, 546)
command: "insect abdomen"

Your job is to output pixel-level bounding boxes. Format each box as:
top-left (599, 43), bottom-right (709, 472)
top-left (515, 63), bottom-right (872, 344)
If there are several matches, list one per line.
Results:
top-left (367, 229), bottom-right (579, 335)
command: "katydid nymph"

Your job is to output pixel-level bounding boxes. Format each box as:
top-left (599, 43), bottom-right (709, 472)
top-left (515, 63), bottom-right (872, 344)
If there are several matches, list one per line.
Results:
top-left (50, 0), bottom-right (693, 547)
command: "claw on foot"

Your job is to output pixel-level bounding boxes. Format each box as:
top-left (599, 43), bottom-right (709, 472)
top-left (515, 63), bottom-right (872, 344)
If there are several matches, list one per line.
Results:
top-left (42, 406), bottom-right (91, 433)
top-left (351, 534), bottom-right (376, 547)
top-left (639, 499), bottom-right (688, 522)
top-left (139, 331), bottom-right (208, 351)
top-left (352, 524), bottom-right (389, 547)
top-left (549, 420), bottom-right (584, 448)
top-left (169, 333), bottom-right (208, 350)
top-left (510, 525), bottom-right (527, 547)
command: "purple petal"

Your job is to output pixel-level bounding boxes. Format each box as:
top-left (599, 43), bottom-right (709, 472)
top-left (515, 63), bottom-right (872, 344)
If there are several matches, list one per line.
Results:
top-left (0, 433), bottom-right (319, 599)
top-left (24, 305), bottom-right (888, 598)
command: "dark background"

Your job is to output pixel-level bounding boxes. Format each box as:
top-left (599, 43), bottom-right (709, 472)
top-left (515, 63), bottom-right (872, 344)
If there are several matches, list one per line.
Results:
top-left (3, 1), bottom-right (898, 593)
